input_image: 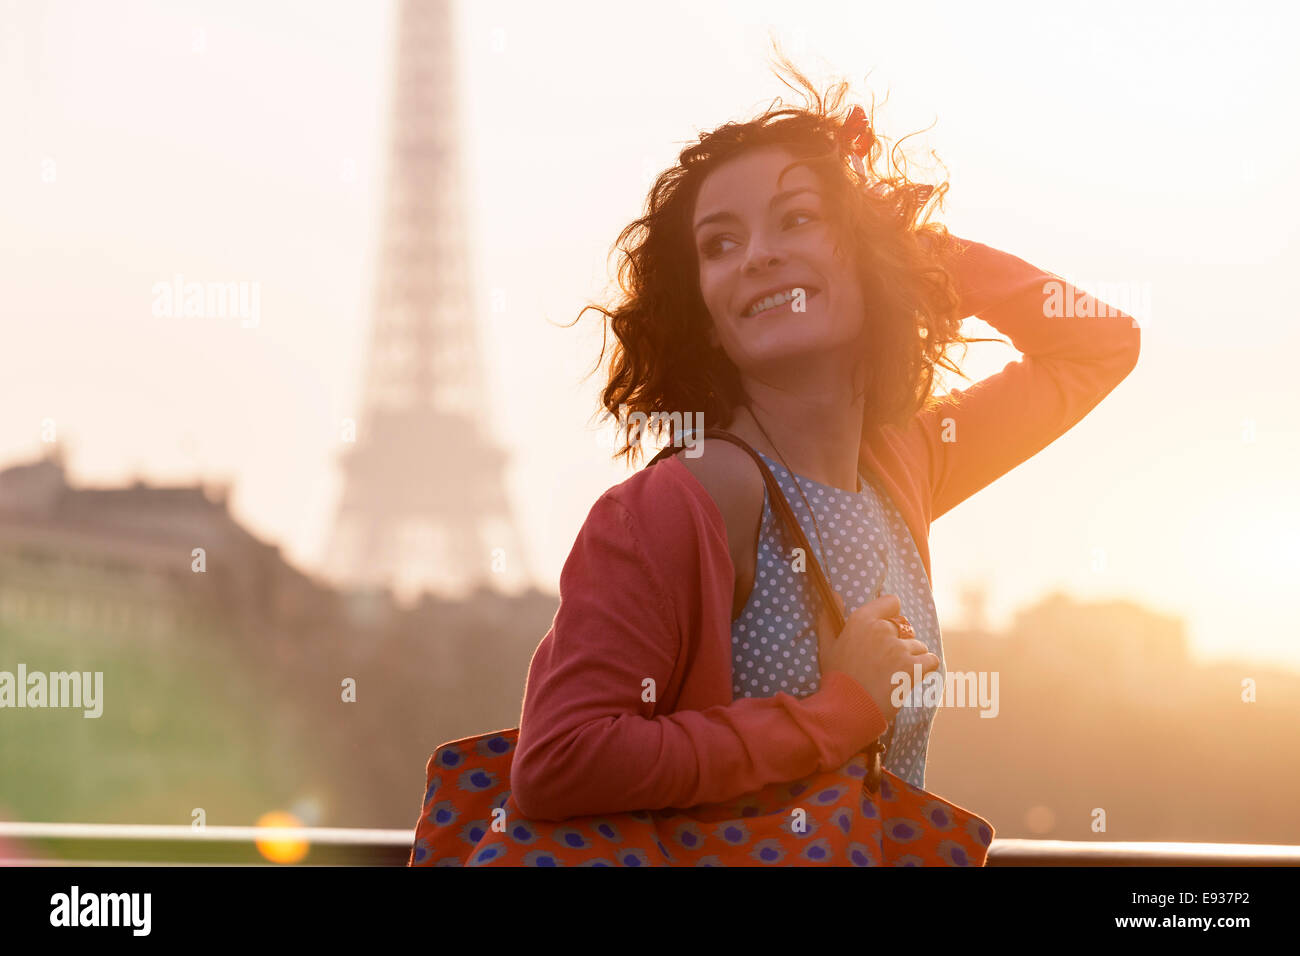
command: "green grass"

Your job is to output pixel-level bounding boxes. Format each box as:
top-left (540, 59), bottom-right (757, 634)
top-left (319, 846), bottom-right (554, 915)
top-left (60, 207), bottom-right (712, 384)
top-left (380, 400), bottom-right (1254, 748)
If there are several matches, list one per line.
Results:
top-left (0, 619), bottom-right (309, 826)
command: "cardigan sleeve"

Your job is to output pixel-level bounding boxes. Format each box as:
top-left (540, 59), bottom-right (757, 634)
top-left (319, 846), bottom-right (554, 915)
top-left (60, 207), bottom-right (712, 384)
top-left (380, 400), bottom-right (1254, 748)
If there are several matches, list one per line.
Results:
top-left (511, 491), bottom-right (889, 822)
top-left (899, 236), bottom-right (1142, 521)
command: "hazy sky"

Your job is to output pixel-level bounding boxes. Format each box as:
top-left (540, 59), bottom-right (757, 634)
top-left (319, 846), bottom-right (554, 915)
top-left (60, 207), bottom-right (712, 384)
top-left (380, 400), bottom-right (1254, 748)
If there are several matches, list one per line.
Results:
top-left (3, 0), bottom-right (1299, 671)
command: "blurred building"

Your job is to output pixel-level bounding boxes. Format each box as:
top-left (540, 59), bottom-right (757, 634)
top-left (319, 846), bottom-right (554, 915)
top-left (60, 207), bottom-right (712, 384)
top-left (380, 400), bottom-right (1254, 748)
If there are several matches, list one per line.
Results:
top-left (1006, 591), bottom-right (1190, 707)
top-left (0, 444), bottom-right (338, 646)
top-left (0, 442), bottom-right (561, 827)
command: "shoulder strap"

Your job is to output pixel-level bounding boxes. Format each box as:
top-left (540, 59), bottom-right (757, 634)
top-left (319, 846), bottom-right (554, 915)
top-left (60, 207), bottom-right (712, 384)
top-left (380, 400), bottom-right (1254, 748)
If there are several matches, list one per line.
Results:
top-left (649, 428), bottom-right (894, 758)
top-left (648, 429), bottom-right (846, 633)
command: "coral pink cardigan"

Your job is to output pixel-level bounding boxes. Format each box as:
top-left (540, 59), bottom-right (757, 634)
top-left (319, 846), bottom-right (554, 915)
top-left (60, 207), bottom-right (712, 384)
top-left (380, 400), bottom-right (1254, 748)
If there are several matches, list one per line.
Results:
top-left (511, 237), bottom-right (1141, 821)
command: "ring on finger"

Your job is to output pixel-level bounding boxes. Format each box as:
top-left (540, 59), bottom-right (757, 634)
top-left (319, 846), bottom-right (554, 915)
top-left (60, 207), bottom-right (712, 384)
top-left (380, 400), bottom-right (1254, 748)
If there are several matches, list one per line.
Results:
top-left (887, 614), bottom-right (914, 640)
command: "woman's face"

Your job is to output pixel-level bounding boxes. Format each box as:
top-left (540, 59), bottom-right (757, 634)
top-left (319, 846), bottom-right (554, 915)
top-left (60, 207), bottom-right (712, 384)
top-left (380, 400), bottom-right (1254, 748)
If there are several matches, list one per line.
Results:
top-left (693, 145), bottom-right (868, 377)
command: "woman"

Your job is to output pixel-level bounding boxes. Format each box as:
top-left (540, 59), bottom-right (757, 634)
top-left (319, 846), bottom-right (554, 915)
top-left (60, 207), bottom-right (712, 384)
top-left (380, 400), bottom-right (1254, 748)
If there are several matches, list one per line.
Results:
top-left (510, 63), bottom-right (1140, 827)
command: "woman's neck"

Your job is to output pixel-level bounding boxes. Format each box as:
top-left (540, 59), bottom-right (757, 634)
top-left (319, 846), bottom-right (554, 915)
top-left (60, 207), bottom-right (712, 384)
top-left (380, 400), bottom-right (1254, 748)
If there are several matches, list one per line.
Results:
top-left (724, 396), bottom-right (865, 494)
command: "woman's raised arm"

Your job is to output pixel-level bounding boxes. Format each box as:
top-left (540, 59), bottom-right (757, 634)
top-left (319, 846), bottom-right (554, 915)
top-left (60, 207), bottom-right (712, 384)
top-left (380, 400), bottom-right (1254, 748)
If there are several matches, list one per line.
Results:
top-left (898, 236), bottom-right (1142, 521)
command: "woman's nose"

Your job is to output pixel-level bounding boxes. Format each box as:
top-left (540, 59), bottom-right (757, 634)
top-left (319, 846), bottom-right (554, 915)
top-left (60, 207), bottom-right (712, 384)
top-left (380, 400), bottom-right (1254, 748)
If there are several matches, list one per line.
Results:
top-left (741, 235), bottom-right (784, 273)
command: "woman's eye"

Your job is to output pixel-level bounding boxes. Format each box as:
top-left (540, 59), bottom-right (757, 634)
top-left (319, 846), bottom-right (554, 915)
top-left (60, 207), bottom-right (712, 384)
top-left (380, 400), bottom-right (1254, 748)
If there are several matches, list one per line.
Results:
top-left (702, 212), bottom-right (816, 258)
top-left (702, 236), bottom-right (736, 258)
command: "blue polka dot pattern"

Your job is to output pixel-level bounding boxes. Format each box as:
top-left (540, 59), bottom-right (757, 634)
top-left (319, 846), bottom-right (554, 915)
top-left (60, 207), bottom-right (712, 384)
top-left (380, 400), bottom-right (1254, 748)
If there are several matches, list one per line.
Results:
top-left (523, 849), bottom-right (562, 866)
top-left (413, 745), bottom-right (994, 866)
top-left (731, 450), bottom-right (945, 790)
top-left (750, 839), bottom-right (786, 864)
top-left (458, 820), bottom-right (488, 845)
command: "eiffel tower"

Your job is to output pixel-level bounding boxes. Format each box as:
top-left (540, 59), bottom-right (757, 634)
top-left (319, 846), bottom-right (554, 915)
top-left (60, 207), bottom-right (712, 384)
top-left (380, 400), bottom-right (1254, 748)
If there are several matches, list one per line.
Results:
top-left (325, 0), bottom-right (532, 603)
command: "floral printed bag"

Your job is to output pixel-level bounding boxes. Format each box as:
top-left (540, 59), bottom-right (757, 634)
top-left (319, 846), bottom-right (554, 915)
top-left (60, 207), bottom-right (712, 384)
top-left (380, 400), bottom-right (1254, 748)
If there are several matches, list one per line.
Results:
top-left (409, 430), bottom-right (995, 866)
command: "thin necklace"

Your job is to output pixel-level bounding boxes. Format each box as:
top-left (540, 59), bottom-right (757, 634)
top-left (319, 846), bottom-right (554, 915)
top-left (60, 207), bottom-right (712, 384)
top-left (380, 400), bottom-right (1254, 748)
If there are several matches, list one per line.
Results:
top-left (747, 412), bottom-right (834, 572)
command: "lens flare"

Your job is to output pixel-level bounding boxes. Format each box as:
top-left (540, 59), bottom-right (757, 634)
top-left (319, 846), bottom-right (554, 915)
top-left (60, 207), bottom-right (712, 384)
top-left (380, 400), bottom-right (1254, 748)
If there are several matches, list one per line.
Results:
top-left (255, 811), bottom-right (309, 864)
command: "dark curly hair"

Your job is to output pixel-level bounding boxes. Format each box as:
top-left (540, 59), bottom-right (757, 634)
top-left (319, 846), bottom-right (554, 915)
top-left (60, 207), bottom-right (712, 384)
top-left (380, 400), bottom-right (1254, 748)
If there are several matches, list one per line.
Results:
top-left (570, 51), bottom-right (1000, 467)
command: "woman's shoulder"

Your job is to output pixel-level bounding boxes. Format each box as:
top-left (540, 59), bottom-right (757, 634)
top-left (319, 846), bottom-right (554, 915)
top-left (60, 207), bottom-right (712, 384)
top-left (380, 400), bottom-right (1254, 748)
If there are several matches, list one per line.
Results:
top-left (618, 439), bottom-right (759, 574)
top-left (671, 444), bottom-right (764, 568)
top-left (671, 441), bottom-right (764, 510)
top-left (592, 448), bottom-right (752, 572)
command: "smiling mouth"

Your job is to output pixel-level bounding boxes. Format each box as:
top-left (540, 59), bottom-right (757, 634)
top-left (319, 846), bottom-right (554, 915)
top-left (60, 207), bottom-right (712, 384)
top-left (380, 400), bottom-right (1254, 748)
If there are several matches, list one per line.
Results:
top-left (741, 287), bottom-right (821, 319)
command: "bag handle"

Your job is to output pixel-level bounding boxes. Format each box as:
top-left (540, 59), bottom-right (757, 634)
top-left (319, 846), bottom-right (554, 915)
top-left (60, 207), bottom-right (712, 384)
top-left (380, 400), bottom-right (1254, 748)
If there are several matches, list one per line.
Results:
top-left (651, 430), bottom-right (846, 630)
top-left (648, 428), bottom-right (895, 790)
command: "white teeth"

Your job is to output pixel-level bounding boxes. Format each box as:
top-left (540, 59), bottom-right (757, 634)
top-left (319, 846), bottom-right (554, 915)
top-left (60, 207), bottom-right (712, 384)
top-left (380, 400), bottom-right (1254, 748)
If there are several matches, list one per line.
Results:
top-left (744, 287), bottom-right (808, 318)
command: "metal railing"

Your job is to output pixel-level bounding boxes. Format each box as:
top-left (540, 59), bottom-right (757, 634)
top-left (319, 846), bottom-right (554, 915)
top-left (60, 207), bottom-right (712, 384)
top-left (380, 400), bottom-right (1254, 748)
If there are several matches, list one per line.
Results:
top-left (0, 823), bottom-right (414, 866)
top-left (987, 839), bottom-right (1300, 866)
top-left (3, 823), bottom-right (1298, 866)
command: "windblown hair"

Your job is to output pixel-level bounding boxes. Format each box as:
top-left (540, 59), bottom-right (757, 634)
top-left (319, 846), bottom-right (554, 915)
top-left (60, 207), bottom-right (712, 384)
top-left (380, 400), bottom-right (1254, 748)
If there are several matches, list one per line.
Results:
top-left (571, 53), bottom-right (998, 467)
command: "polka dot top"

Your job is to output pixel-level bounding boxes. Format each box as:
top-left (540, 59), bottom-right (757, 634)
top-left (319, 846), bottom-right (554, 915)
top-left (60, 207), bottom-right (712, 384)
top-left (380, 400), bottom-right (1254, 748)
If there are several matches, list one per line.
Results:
top-left (730, 449), bottom-right (944, 790)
